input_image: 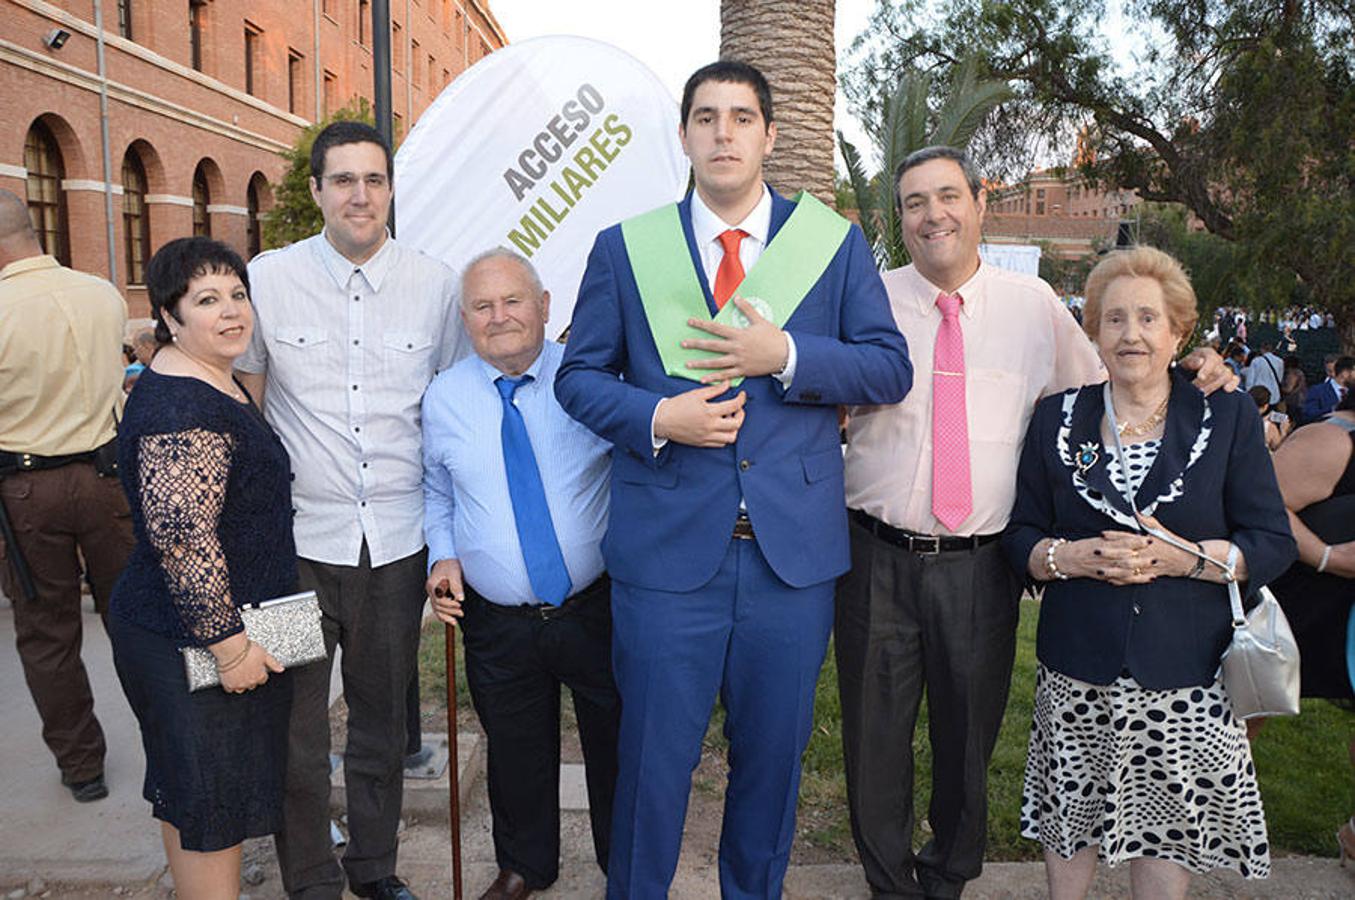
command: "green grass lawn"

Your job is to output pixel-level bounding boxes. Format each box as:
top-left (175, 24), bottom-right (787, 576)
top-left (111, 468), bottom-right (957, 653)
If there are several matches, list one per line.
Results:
top-left (417, 599), bottom-right (1355, 859)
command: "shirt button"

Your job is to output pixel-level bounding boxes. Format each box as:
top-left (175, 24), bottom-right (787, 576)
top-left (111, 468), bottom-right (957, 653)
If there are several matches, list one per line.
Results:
top-left (360, 501), bottom-right (367, 507)
top-left (361, 462), bottom-right (369, 469)
top-left (353, 295), bottom-right (360, 302)
top-left (352, 384), bottom-right (358, 391)
top-left (739, 459), bottom-right (751, 471)
top-left (297, 337), bottom-right (305, 343)
top-left (353, 426), bottom-right (361, 433)
top-left (353, 339), bottom-right (359, 346)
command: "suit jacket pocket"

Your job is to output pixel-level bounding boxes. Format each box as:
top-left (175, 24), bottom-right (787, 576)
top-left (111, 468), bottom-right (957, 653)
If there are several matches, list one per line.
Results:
top-left (802, 447), bottom-right (842, 484)
top-left (614, 452), bottom-right (680, 488)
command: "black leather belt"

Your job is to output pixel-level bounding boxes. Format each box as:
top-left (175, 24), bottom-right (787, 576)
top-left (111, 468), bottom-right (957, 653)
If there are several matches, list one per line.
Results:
top-left (0, 448), bottom-right (98, 475)
top-left (850, 509), bottom-right (1000, 555)
top-left (481, 575), bottom-right (608, 620)
top-left (732, 513), bottom-right (755, 540)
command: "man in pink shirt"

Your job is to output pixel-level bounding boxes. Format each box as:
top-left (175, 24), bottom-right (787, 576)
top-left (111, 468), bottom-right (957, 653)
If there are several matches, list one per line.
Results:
top-left (835, 146), bottom-right (1228, 897)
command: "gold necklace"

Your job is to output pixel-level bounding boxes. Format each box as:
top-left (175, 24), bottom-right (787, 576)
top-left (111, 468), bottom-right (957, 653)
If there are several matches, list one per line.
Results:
top-left (1117, 394), bottom-right (1169, 438)
top-left (174, 347), bottom-right (245, 401)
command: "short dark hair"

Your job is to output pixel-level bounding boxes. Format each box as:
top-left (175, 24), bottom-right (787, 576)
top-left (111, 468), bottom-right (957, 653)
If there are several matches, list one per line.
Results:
top-left (1336, 356), bottom-right (1355, 377)
top-left (309, 120), bottom-right (393, 181)
top-left (680, 60), bottom-right (773, 129)
top-left (894, 145), bottom-right (984, 211)
top-left (144, 237), bottom-right (250, 344)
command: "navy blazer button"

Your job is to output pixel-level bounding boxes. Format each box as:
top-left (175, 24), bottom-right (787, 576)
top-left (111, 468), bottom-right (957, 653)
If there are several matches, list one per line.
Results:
top-left (1133, 604), bottom-right (1142, 615)
top-left (739, 459), bottom-right (751, 471)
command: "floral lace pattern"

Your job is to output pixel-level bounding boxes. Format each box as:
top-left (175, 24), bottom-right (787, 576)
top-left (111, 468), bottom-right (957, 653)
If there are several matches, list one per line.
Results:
top-left (138, 428), bottom-right (244, 645)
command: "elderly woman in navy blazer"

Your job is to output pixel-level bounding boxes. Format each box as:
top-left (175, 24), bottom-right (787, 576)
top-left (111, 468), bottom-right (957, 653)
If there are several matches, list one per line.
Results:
top-left (1004, 245), bottom-right (1295, 900)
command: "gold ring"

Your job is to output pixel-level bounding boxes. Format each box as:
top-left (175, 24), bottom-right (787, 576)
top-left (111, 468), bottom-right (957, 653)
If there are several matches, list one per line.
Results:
top-left (1133, 566), bottom-right (1142, 577)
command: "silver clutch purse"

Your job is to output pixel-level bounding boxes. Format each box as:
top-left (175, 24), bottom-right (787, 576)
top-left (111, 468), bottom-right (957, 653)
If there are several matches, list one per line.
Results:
top-left (181, 590), bottom-right (327, 692)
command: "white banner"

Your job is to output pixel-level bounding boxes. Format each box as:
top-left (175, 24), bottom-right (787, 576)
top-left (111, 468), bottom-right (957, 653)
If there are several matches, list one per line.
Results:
top-left (394, 36), bottom-right (691, 338)
top-left (979, 242), bottom-right (1042, 278)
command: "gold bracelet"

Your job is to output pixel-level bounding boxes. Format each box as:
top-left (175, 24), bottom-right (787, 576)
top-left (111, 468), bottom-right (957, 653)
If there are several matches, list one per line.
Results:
top-left (216, 639), bottom-right (252, 673)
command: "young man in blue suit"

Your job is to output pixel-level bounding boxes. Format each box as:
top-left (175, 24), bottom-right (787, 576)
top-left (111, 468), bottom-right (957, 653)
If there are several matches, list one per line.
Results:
top-left (555, 60), bottom-right (912, 898)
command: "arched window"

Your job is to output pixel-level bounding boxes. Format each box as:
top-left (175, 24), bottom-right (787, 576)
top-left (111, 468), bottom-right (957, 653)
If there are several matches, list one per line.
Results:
top-left (246, 174), bottom-right (268, 258)
top-left (192, 164), bottom-right (211, 237)
top-left (122, 149), bottom-right (150, 284)
top-left (24, 120), bottom-right (69, 266)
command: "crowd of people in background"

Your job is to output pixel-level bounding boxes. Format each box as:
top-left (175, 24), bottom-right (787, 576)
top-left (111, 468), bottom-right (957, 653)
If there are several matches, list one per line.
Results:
top-left (5, 56), bottom-right (1355, 900)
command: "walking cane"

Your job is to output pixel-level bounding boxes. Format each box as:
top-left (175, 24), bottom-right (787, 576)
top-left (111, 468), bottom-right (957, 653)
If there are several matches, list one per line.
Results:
top-left (437, 579), bottom-right (463, 900)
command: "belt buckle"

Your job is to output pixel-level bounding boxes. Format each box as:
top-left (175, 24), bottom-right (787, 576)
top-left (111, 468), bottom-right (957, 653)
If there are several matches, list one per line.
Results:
top-left (20, 453), bottom-right (34, 470)
top-left (911, 534), bottom-right (941, 556)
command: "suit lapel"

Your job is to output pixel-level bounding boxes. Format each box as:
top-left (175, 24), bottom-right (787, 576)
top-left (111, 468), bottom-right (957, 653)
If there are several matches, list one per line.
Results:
top-left (1067, 386), bottom-right (1132, 516)
top-left (1131, 371), bottom-right (1204, 507)
top-left (677, 193), bottom-right (717, 316)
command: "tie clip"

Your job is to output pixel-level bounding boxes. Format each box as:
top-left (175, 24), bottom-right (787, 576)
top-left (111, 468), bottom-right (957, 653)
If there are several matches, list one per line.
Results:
top-left (933, 370), bottom-right (965, 377)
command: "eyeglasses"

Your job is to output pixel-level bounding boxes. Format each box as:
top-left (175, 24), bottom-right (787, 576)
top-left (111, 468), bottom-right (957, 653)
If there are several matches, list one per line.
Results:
top-left (320, 172), bottom-right (390, 191)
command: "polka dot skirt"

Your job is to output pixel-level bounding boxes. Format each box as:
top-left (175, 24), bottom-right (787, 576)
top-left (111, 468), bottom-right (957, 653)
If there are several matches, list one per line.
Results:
top-left (1021, 664), bottom-right (1270, 878)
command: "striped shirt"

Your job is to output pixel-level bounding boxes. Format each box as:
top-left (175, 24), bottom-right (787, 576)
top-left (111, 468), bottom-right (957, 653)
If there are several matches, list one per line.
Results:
top-left (238, 231), bottom-right (469, 567)
top-left (422, 340), bottom-right (610, 605)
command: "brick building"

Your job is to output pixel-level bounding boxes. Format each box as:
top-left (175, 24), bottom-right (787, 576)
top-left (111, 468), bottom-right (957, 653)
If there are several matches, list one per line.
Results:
top-left (1, 0), bottom-right (506, 317)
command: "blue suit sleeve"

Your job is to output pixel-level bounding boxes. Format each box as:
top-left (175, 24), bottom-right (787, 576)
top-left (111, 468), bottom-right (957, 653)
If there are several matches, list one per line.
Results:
top-left (421, 380), bottom-right (459, 569)
top-left (778, 225), bottom-right (912, 406)
top-left (555, 231), bottom-right (672, 465)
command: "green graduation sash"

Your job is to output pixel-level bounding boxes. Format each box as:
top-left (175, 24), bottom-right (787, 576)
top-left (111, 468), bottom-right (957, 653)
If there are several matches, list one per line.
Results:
top-left (620, 191), bottom-right (851, 385)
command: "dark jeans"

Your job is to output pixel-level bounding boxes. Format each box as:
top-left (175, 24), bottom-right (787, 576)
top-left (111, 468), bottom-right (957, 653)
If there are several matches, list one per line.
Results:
top-left (462, 576), bottom-right (620, 889)
top-left (835, 519), bottom-right (1022, 899)
top-left (273, 544), bottom-right (427, 898)
top-left (0, 464), bottom-right (133, 783)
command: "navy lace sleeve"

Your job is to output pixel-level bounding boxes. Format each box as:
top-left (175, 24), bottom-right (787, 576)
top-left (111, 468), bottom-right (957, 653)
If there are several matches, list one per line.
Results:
top-left (109, 369), bottom-right (298, 647)
top-left (137, 428), bottom-right (244, 645)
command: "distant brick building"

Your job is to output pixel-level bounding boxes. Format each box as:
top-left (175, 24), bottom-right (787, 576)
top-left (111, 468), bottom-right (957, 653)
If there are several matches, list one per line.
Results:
top-left (982, 167), bottom-right (1138, 263)
top-left (1, 0), bottom-right (506, 317)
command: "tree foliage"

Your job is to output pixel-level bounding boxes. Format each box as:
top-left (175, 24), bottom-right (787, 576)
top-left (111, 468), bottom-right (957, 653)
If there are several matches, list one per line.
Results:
top-left (838, 56), bottom-right (1013, 267)
top-left (841, 0), bottom-right (1355, 343)
top-left (262, 98), bottom-right (376, 250)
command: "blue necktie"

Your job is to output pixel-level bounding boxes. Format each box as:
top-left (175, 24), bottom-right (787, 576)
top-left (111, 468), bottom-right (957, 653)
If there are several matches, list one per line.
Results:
top-left (496, 376), bottom-right (572, 605)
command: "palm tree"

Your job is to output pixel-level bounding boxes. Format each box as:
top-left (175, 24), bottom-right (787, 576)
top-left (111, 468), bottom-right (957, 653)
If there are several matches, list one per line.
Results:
top-left (720, 0), bottom-right (837, 204)
top-left (839, 58), bottom-right (1013, 268)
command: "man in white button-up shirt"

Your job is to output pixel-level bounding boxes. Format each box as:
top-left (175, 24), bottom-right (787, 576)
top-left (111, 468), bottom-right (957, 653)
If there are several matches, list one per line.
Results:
top-left (236, 121), bottom-right (466, 900)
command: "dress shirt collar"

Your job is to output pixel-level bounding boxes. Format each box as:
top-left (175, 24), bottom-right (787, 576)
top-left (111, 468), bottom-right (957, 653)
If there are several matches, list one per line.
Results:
top-left (690, 184), bottom-right (772, 250)
top-left (0, 254), bottom-right (60, 281)
top-left (314, 228), bottom-right (396, 292)
top-left (902, 259), bottom-right (986, 320)
top-left (475, 340), bottom-right (550, 388)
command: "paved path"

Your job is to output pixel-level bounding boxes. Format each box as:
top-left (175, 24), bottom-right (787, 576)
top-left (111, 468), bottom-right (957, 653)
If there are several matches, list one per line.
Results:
top-left (2, 603), bottom-right (1354, 898)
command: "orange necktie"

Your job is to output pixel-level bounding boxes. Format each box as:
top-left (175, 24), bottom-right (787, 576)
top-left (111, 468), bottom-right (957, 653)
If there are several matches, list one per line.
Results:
top-left (713, 229), bottom-right (747, 310)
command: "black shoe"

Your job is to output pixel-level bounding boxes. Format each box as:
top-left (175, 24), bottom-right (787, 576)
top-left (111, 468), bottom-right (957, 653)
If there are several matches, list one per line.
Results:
top-left (65, 774), bottom-right (108, 803)
top-left (350, 874), bottom-right (418, 900)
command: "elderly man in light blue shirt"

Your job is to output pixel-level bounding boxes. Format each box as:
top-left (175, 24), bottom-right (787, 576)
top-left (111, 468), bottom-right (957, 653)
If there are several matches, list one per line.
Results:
top-left (422, 249), bottom-right (618, 900)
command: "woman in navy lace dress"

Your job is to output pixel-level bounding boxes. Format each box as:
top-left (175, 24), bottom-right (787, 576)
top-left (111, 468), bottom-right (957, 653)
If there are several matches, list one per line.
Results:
top-left (109, 237), bottom-right (297, 896)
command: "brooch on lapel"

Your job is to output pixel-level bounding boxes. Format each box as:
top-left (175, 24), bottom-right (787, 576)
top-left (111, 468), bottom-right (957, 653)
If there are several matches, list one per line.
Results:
top-left (1075, 441), bottom-right (1099, 475)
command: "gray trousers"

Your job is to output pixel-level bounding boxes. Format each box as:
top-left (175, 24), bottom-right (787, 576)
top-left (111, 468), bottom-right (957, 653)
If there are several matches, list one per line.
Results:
top-left (274, 544), bottom-right (427, 898)
top-left (835, 519), bottom-right (1022, 899)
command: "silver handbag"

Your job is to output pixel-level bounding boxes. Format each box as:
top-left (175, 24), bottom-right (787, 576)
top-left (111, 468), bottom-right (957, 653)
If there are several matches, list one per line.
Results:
top-left (1218, 545), bottom-right (1301, 720)
top-left (181, 590), bottom-right (327, 692)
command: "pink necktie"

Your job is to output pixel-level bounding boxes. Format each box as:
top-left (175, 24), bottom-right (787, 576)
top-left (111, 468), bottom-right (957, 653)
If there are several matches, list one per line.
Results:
top-left (932, 292), bottom-right (972, 531)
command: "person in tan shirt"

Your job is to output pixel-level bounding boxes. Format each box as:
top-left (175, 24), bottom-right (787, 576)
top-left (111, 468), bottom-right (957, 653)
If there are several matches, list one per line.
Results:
top-left (0, 188), bottom-right (134, 803)
top-left (834, 147), bottom-right (1232, 898)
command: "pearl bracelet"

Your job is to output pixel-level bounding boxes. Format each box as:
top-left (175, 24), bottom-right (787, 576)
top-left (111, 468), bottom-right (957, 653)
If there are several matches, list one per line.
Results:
top-left (1046, 537), bottom-right (1070, 581)
top-left (1318, 544), bottom-right (1333, 574)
